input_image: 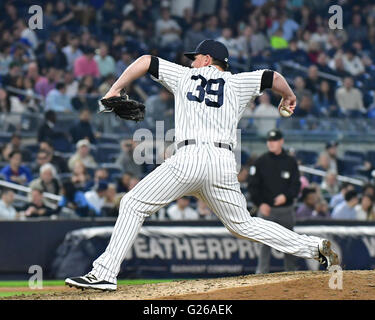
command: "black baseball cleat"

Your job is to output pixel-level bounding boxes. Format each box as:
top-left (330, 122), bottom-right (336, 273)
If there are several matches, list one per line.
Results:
top-left (65, 273), bottom-right (117, 291)
top-left (317, 239), bottom-right (340, 269)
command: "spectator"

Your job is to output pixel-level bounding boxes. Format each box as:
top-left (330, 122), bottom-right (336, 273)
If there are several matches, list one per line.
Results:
top-left (304, 65), bottom-right (320, 94)
top-left (331, 190), bottom-right (359, 220)
top-left (62, 35), bottom-right (83, 71)
top-left (270, 28), bottom-right (288, 49)
top-left (102, 183), bottom-right (118, 217)
top-left (68, 139), bottom-right (97, 171)
top-left (39, 140), bottom-right (69, 174)
top-left (145, 87), bottom-right (174, 127)
top-left (56, 181), bottom-right (98, 217)
top-left (53, 0), bottom-right (75, 29)
top-left (313, 200), bottom-right (331, 219)
top-left (285, 39), bottom-right (310, 66)
top-left (37, 41), bottom-right (67, 71)
top-left (29, 163), bottom-right (61, 195)
top-left (115, 49), bottom-right (133, 78)
top-left (0, 188), bottom-right (17, 220)
top-left (71, 83), bottom-right (89, 111)
top-left (313, 80), bottom-right (338, 117)
top-left (15, 19), bottom-right (38, 50)
top-left (203, 15), bottom-right (221, 39)
top-left (2, 62), bottom-right (22, 88)
top-left (197, 199), bottom-right (216, 220)
top-left (269, 12), bottom-right (299, 42)
top-left (71, 161), bottom-right (90, 191)
top-left (335, 77), bottom-right (366, 117)
top-left (295, 187), bottom-right (318, 220)
top-left (293, 76), bottom-right (312, 103)
top-left (293, 94), bottom-right (320, 117)
top-left (32, 150), bottom-right (51, 176)
top-left (69, 108), bottom-right (97, 144)
top-left (342, 48), bottom-right (365, 76)
top-left (74, 46), bottom-right (100, 78)
top-left (116, 172), bottom-right (133, 193)
top-left (94, 43), bottom-right (116, 77)
top-left (19, 188), bottom-right (54, 218)
top-left (64, 71), bottom-right (79, 98)
top-left (309, 155), bottom-right (327, 185)
top-left (0, 150), bottom-right (32, 186)
top-left (116, 139), bottom-right (143, 179)
top-left (35, 67), bottom-right (57, 98)
top-left (347, 13), bottom-right (368, 43)
top-left (324, 141), bottom-right (340, 175)
top-left (183, 19), bottom-right (206, 51)
top-left (37, 111), bottom-right (59, 143)
top-left (329, 182), bottom-right (355, 209)
top-left (355, 194), bottom-right (375, 221)
top-left (85, 167), bottom-right (109, 191)
top-left (84, 181), bottom-right (109, 215)
top-left (45, 82), bottom-right (73, 113)
top-left (321, 171), bottom-right (339, 199)
top-left (155, 6), bottom-right (182, 48)
top-left (9, 133), bottom-right (32, 162)
top-left (328, 55), bottom-right (351, 78)
top-left (252, 92), bottom-right (280, 136)
top-left (216, 27), bottom-right (239, 59)
top-left (167, 197), bottom-right (199, 220)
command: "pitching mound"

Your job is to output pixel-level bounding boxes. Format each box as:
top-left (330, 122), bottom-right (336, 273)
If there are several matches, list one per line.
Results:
top-left (5, 270), bottom-right (375, 300)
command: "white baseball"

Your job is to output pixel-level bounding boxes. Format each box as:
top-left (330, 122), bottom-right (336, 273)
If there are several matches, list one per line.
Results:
top-left (279, 105), bottom-right (292, 117)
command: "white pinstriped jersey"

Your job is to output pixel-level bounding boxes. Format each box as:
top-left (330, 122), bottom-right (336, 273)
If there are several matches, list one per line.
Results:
top-left (154, 58), bottom-right (265, 148)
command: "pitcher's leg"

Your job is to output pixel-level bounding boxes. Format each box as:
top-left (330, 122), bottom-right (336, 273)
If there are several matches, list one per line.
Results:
top-left (200, 183), bottom-right (321, 260)
top-left (91, 157), bottom-right (204, 283)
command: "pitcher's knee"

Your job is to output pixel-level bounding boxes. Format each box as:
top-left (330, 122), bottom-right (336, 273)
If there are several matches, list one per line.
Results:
top-left (118, 193), bottom-right (152, 218)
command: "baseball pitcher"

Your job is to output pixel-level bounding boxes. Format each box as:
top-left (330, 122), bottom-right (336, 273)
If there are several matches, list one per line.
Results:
top-left (65, 40), bottom-right (339, 291)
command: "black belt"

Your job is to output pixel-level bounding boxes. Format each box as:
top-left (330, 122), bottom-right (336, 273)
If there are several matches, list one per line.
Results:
top-left (176, 139), bottom-right (232, 151)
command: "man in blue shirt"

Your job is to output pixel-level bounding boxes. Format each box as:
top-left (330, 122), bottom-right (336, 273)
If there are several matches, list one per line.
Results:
top-left (331, 190), bottom-right (359, 220)
top-left (0, 150), bottom-right (32, 185)
top-left (45, 82), bottom-right (73, 113)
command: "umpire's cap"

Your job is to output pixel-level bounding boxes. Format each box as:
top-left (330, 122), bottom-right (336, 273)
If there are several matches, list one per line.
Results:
top-left (266, 129), bottom-right (284, 141)
top-left (184, 39), bottom-right (229, 64)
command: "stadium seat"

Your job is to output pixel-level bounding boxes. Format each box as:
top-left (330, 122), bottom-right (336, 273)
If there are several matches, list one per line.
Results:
top-left (100, 163), bottom-right (123, 179)
top-left (53, 135), bottom-right (73, 153)
top-left (367, 151), bottom-right (375, 166)
top-left (344, 151), bottom-right (366, 162)
top-left (295, 150), bottom-right (318, 165)
top-left (96, 144), bottom-right (120, 163)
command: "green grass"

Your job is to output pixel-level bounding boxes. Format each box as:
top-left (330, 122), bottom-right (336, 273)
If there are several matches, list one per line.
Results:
top-left (0, 279), bottom-right (184, 299)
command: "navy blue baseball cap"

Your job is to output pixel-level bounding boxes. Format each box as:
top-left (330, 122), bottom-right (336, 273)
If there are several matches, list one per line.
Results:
top-left (184, 39), bottom-right (229, 64)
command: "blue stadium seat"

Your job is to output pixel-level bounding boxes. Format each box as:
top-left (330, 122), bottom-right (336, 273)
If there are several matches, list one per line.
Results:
top-left (338, 157), bottom-right (363, 176)
top-left (53, 135), bottom-right (73, 153)
top-left (295, 150), bottom-right (318, 165)
top-left (344, 151), bottom-right (366, 162)
top-left (96, 144), bottom-right (120, 163)
top-left (367, 151), bottom-right (375, 166)
top-left (100, 163), bottom-right (123, 179)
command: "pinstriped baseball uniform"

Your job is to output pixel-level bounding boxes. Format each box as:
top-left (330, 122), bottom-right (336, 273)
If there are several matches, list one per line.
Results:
top-left (91, 58), bottom-right (322, 283)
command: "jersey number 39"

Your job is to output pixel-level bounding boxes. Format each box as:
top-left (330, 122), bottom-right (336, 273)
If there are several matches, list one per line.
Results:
top-left (187, 75), bottom-right (225, 108)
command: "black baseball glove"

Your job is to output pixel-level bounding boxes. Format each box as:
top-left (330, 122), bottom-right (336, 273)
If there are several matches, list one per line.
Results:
top-left (99, 92), bottom-right (145, 122)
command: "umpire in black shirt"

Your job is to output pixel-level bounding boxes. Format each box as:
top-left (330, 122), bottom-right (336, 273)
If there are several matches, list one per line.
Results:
top-left (248, 129), bottom-right (300, 274)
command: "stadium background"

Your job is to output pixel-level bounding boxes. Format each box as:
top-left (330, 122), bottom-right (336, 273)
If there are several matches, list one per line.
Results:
top-left (0, 0), bottom-right (375, 287)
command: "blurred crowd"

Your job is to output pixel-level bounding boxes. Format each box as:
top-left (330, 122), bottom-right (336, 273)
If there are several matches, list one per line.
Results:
top-left (1, 0), bottom-right (375, 119)
top-left (1, 0), bottom-right (375, 220)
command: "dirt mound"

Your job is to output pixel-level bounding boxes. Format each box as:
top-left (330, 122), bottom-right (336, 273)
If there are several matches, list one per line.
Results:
top-left (5, 270), bottom-right (375, 300)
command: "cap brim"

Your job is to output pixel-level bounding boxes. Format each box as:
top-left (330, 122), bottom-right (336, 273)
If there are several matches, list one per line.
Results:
top-left (184, 52), bottom-right (197, 60)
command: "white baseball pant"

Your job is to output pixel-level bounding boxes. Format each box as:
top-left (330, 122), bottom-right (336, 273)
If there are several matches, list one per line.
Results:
top-left (91, 144), bottom-right (321, 283)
